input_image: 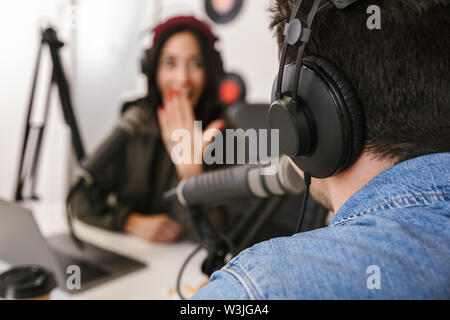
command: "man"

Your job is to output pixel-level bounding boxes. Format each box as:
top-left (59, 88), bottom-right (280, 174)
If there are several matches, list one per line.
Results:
top-left (192, 0), bottom-right (449, 299)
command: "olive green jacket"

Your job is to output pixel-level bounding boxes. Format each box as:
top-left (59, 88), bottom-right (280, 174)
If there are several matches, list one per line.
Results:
top-left (69, 100), bottom-right (235, 241)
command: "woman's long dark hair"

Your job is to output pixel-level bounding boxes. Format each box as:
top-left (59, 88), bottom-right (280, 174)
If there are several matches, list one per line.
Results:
top-left (141, 25), bottom-right (225, 126)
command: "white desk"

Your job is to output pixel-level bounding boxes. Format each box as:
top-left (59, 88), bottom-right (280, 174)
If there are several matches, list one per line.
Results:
top-left (0, 202), bottom-right (209, 300)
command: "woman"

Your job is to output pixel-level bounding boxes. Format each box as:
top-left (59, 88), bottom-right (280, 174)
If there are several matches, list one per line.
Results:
top-left (70, 16), bottom-right (231, 243)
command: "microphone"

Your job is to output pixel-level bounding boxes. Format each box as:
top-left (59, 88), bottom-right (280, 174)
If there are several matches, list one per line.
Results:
top-left (74, 106), bottom-right (149, 185)
top-left (164, 155), bottom-right (305, 207)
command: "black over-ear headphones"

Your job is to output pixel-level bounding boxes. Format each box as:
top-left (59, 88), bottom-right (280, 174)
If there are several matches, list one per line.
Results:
top-left (141, 47), bottom-right (151, 75)
top-left (269, 0), bottom-right (364, 179)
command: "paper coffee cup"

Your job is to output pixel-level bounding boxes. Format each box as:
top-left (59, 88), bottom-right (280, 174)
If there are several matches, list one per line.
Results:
top-left (0, 265), bottom-right (56, 300)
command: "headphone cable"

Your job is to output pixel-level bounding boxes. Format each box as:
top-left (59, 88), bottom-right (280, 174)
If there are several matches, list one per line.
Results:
top-left (295, 172), bottom-right (311, 234)
top-left (176, 243), bottom-right (204, 300)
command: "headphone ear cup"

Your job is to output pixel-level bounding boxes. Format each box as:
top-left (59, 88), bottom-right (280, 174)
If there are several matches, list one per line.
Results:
top-left (141, 48), bottom-right (152, 75)
top-left (140, 56), bottom-right (147, 74)
top-left (303, 56), bottom-right (365, 169)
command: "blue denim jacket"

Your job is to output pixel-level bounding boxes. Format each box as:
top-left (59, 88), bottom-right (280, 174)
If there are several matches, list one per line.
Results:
top-left (192, 153), bottom-right (450, 299)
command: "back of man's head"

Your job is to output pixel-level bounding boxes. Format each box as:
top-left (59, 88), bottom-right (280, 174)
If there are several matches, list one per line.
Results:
top-left (269, 0), bottom-right (450, 164)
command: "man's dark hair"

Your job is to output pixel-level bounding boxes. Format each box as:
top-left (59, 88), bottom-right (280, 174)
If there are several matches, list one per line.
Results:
top-left (269, 0), bottom-right (450, 163)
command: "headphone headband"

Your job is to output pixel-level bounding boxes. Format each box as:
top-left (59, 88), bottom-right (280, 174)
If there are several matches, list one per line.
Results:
top-left (276, 0), bottom-right (358, 100)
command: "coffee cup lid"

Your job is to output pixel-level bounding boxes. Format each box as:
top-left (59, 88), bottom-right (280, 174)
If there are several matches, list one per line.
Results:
top-left (0, 265), bottom-right (56, 299)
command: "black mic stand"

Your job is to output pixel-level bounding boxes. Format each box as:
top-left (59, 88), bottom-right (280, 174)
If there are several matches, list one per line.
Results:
top-left (14, 27), bottom-right (86, 247)
top-left (171, 196), bottom-right (286, 278)
top-left (187, 206), bottom-right (232, 277)
top-left (228, 196), bottom-right (286, 256)
top-left (14, 27), bottom-right (85, 202)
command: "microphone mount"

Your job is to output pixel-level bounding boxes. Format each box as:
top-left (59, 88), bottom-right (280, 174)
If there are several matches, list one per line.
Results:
top-left (187, 206), bottom-right (232, 276)
top-left (14, 27), bottom-right (86, 202)
top-left (163, 169), bottom-right (289, 277)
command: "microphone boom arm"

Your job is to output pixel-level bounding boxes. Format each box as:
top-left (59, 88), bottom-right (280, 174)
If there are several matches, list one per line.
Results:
top-left (14, 27), bottom-right (86, 201)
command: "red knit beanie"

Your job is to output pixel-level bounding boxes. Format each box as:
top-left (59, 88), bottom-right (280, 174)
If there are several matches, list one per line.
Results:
top-left (153, 16), bottom-right (218, 47)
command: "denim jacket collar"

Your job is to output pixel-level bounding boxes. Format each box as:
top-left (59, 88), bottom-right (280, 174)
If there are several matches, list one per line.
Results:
top-left (330, 152), bottom-right (450, 228)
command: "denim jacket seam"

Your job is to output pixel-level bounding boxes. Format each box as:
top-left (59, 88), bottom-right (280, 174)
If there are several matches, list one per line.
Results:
top-left (223, 265), bottom-right (263, 300)
top-left (331, 193), bottom-right (450, 228)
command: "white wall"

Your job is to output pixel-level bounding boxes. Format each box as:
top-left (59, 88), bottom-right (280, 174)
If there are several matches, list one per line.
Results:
top-left (73, 0), bottom-right (155, 153)
top-left (0, 0), bottom-right (279, 203)
top-left (0, 0), bottom-right (73, 202)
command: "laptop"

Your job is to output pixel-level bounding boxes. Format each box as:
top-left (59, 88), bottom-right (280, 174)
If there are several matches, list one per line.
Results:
top-left (0, 200), bottom-right (146, 294)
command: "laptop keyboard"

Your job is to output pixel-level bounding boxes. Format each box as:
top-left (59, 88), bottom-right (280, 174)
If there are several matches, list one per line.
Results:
top-left (54, 252), bottom-right (110, 284)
